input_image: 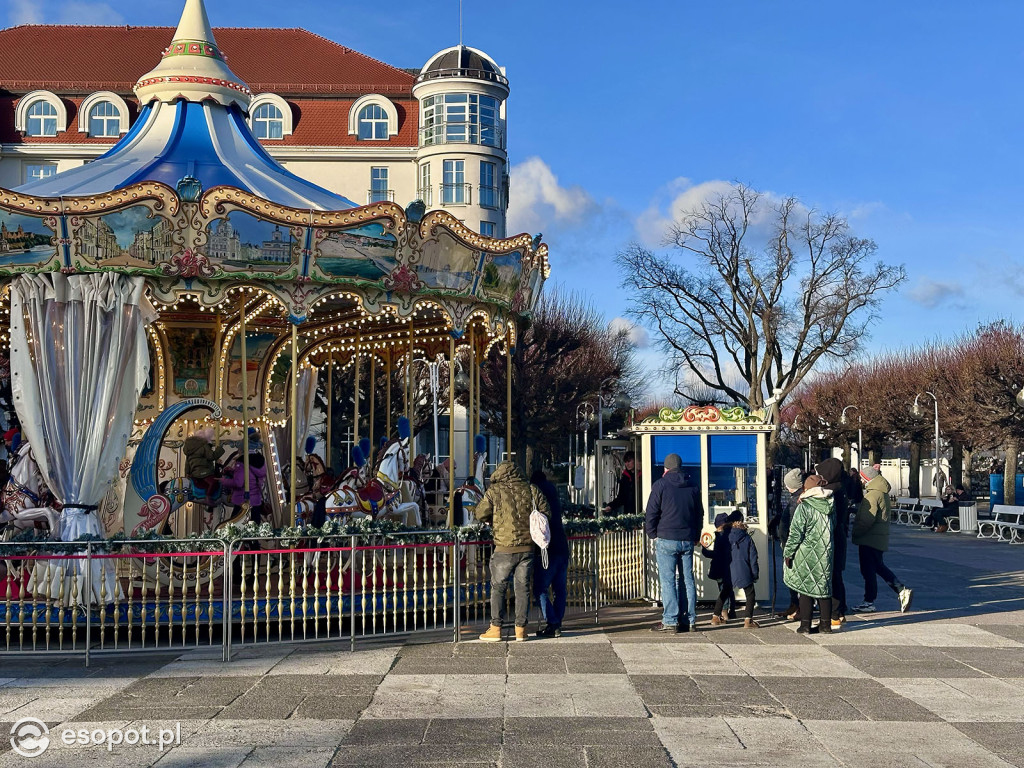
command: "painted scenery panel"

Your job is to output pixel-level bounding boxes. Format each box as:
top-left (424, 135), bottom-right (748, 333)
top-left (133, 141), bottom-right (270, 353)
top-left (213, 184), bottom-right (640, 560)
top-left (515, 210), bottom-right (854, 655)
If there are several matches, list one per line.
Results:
top-left (0, 210), bottom-right (56, 268)
top-left (164, 327), bottom-right (215, 398)
top-left (315, 223), bottom-right (396, 282)
top-left (224, 330), bottom-right (278, 421)
top-left (479, 250), bottom-right (524, 303)
top-left (207, 212), bottom-right (298, 272)
top-left (418, 230), bottom-right (480, 293)
top-left (78, 206), bottom-right (174, 267)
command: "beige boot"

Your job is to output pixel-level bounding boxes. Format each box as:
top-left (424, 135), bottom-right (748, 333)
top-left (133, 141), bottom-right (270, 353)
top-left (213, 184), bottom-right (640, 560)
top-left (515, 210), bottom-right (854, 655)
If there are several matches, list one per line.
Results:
top-left (479, 624), bottom-right (503, 642)
top-left (744, 618), bottom-right (761, 629)
top-left (711, 615), bottom-right (726, 626)
top-left (514, 625), bottom-right (528, 642)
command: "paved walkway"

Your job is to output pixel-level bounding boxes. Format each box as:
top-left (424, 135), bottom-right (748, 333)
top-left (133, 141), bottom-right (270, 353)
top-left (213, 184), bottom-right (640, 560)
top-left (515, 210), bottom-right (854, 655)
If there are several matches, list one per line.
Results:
top-left (2, 525), bottom-right (1024, 767)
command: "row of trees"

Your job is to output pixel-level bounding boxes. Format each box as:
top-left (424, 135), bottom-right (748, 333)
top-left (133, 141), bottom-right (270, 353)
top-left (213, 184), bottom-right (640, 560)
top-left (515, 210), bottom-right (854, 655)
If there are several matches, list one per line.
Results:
top-left (785, 323), bottom-right (1024, 500)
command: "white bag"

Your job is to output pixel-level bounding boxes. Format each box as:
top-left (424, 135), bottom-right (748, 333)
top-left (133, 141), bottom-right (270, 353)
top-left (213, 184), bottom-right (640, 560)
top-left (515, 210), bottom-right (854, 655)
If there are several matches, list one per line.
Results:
top-left (529, 488), bottom-right (551, 569)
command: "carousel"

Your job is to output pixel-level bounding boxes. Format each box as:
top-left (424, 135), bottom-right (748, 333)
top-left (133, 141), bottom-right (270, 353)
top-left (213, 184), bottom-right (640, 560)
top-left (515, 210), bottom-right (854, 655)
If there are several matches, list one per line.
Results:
top-left (0, 0), bottom-right (548, 604)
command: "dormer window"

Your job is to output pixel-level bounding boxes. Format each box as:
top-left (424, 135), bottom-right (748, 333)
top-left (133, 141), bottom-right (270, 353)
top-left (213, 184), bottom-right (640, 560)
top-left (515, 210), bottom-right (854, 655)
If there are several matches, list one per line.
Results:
top-left (26, 100), bottom-right (58, 137)
top-left (15, 91), bottom-right (68, 137)
top-left (348, 95), bottom-right (398, 141)
top-left (253, 103), bottom-right (284, 139)
top-left (88, 102), bottom-right (121, 137)
top-left (358, 104), bottom-right (389, 140)
top-left (248, 94), bottom-right (293, 140)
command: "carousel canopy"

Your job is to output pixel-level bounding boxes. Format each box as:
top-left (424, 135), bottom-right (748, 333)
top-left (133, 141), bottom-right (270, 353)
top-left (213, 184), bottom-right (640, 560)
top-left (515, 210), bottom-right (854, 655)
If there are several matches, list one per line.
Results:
top-left (14, 0), bottom-right (355, 211)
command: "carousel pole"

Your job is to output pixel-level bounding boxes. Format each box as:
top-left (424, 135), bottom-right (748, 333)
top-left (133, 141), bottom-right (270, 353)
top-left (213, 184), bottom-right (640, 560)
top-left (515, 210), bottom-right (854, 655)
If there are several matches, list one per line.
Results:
top-left (240, 293), bottom-right (250, 507)
top-left (505, 326), bottom-right (512, 463)
top-left (289, 321), bottom-right (299, 527)
top-left (467, 326), bottom-right (475, 473)
top-left (369, 353), bottom-right (376, 453)
top-left (407, 319), bottom-right (414, 428)
top-left (386, 351), bottom-right (392, 439)
top-left (326, 348), bottom-right (333, 469)
top-left (448, 335), bottom-right (456, 527)
top-left (353, 332), bottom-right (362, 448)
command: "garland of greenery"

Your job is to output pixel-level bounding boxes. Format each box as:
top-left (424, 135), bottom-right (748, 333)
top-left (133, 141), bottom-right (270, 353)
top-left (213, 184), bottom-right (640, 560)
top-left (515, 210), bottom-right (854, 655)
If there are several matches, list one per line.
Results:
top-left (0, 514), bottom-right (646, 556)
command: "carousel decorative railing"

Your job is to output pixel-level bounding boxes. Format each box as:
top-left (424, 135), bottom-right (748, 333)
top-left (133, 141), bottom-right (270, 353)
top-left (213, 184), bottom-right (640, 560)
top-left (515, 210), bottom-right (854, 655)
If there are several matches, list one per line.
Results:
top-left (0, 519), bottom-right (647, 664)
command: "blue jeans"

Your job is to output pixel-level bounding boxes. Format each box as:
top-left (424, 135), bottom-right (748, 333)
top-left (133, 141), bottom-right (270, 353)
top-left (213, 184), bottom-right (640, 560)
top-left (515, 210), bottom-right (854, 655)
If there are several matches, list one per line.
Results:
top-left (655, 538), bottom-right (697, 627)
top-left (534, 551), bottom-right (569, 628)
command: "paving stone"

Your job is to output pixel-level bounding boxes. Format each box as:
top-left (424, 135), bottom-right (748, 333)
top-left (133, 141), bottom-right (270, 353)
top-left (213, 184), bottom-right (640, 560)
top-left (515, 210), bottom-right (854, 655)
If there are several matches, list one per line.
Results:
top-left (329, 744), bottom-right (500, 765)
top-left (69, 704), bottom-right (223, 722)
top-left (505, 674), bottom-right (647, 718)
top-left (151, 746), bottom-right (252, 768)
top-left (292, 695), bottom-right (374, 720)
top-left (342, 717), bottom-right (431, 745)
top-left (584, 745), bottom-right (674, 767)
top-left (423, 718), bottom-right (505, 744)
top-left (500, 745), bottom-right (586, 768)
top-left (240, 747), bottom-right (335, 767)
top-left (613, 642), bottom-right (742, 675)
top-left (506, 655), bottom-right (568, 674)
top-left (827, 645), bottom-right (982, 677)
top-left (215, 692), bottom-right (304, 720)
top-left (879, 677), bottom-right (1024, 721)
top-left (941, 648), bottom-right (1024, 677)
top-left (267, 647), bottom-right (398, 676)
top-left (885, 623), bottom-right (1023, 648)
top-left (717, 643), bottom-right (869, 678)
top-left (390, 656), bottom-right (508, 675)
top-left (978, 625), bottom-right (1024, 644)
top-left (953, 722), bottom-right (1024, 766)
top-left (502, 716), bottom-right (660, 746)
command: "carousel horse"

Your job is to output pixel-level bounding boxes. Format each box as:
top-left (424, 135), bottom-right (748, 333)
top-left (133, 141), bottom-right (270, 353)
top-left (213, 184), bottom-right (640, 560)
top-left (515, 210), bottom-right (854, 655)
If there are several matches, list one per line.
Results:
top-left (0, 442), bottom-right (60, 540)
top-left (451, 434), bottom-right (488, 527)
top-left (314, 417), bottom-right (420, 526)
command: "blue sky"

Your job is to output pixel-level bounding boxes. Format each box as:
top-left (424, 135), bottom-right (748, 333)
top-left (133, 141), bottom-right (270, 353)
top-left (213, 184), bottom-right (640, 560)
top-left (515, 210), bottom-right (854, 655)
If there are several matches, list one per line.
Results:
top-left (6, 0), bottom-right (1024, 394)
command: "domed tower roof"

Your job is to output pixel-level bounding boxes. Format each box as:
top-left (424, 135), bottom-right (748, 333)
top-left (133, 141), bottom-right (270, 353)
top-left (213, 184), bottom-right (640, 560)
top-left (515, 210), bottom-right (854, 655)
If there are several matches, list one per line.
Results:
top-left (416, 45), bottom-right (508, 89)
top-left (16, 0), bottom-right (354, 210)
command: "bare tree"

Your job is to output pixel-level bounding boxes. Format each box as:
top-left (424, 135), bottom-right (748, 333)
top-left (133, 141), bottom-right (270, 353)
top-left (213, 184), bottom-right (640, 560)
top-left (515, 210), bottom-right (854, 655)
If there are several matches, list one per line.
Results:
top-left (617, 183), bottom-right (905, 456)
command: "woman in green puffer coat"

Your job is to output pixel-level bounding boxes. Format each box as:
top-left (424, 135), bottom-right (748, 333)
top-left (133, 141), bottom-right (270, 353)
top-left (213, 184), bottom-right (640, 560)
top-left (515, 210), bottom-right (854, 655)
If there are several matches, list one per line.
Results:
top-left (783, 475), bottom-right (836, 634)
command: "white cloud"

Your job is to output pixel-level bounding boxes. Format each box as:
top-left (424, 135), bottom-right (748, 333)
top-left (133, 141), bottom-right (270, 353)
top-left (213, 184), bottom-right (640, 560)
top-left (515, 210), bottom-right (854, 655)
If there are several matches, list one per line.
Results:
top-left (848, 201), bottom-right (886, 220)
top-left (10, 0), bottom-right (42, 23)
top-left (506, 156), bottom-right (599, 235)
top-left (608, 316), bottom-right (650, 348)
top-left (908, 277), bottom-right (966, 309)
top-left (635, 178), bottom-right (746, 246)
top-left (56, 2), bottom-right (124, 24)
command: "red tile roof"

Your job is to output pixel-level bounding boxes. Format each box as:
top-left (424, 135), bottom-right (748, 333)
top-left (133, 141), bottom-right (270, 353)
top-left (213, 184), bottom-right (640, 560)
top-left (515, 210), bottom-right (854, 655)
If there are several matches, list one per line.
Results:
top-left (0, 26), bottom-right (420, 148)
top-left (0, 25), bottom-right (415, 95)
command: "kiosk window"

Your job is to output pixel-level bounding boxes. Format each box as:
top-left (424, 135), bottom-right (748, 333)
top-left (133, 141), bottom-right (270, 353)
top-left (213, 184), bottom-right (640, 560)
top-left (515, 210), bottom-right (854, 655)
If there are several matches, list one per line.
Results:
top-left (651, 435), bottom-right (700, 484)
top-left (708, 434), bottom-right (758, 522)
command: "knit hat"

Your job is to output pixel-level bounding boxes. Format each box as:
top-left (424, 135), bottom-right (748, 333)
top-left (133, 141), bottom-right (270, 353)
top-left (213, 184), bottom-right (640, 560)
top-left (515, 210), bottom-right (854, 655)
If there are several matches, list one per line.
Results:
top-left (714, 512), bottom-right (729, 528)
top-left (664, 453), bottom-right (681, 471)
top-left (803, 474), bottom-right (825, 492)
top-left (860, 467), bottom-right (880, 482)
top-left (727, 510), bottom-right (744, 525)
top-left (783, 468), bottom-right (803, 492)
top-left (2, 428), bottom-right (18, 443)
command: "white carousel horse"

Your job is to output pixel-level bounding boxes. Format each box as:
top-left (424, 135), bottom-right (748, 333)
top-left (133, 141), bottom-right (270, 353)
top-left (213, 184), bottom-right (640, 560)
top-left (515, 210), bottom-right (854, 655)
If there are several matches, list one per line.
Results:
top-left (375, 429), bottom-right (422, 528)
top-left (451, 434), bottom-right (488, 527)
top-left (0, 443), bottom-right (60, 540)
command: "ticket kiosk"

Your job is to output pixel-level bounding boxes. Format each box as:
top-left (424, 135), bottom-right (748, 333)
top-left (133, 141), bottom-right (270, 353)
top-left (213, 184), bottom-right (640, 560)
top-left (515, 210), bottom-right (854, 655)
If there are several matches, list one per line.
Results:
top-left (630, 406), bottom-right (776, 600)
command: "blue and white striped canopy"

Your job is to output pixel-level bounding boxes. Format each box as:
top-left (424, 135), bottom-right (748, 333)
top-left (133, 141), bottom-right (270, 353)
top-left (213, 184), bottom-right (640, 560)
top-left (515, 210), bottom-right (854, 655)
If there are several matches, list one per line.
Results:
top-left (17, 100), bottom-right (356, 211)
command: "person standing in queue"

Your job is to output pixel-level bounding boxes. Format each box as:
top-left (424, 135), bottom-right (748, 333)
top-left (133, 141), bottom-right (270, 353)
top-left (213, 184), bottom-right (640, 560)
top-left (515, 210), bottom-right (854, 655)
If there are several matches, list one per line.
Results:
top-left (815, 458), bottom-right (849, 629)
top-left (531, 469), bottom-right (569, 637)
top-left (646, 453), bottom-right (703, 633)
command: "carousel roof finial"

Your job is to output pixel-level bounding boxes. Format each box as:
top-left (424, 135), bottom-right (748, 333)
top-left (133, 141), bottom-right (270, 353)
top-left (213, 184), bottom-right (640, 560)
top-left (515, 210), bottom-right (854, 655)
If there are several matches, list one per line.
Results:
top-left (134, 0), bottom-right (252, 110)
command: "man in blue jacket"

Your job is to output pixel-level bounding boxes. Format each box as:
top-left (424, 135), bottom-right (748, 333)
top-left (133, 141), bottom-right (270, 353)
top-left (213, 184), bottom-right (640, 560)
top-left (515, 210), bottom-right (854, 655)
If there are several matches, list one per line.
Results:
top-left (645, 453), bottom-right (704, 632)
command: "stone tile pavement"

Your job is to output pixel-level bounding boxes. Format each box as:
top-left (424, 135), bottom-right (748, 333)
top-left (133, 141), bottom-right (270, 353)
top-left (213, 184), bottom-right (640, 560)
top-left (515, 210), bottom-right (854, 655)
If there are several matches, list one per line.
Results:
top-left (2, 525), bottom-right (1024, 767)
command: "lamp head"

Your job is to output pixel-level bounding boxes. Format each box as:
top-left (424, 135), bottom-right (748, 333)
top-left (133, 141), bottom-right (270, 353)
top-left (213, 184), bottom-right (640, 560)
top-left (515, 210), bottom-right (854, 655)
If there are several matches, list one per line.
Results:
top-left (613, 393), bottom-right (631, 410)
top-left (453, 371), bottom-right (470, 392)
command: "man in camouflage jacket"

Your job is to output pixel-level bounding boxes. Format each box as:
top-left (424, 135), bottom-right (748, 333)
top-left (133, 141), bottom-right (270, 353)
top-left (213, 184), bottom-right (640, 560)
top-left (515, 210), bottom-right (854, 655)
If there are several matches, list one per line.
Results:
top-left (474, 461), bottom-right (550, 641)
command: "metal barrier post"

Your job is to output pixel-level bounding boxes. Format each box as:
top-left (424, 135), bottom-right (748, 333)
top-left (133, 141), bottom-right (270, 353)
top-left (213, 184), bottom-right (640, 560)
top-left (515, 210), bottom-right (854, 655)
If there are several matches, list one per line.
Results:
top-left (349, 534), bottom-right (357, 653)
top-left (453, 532), bottom-right (461, 643)
top-left (222, 539), bottom-right (233, 662)
top-left (84, 543), bottom-right (92, 668)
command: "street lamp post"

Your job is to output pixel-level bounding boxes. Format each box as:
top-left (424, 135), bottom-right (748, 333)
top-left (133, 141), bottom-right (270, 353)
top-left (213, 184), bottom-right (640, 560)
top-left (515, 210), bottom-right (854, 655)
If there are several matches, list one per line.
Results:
top-left (596, 377), bottom-right (631, 438)
top-left (576, 402), bottom-right (596, 506)
top-left (841, 405), bottom-right (862, 470)
top-left (912, 391), bottom-right (940, 496)
top-left (792, 415), bottom-right (811, 472)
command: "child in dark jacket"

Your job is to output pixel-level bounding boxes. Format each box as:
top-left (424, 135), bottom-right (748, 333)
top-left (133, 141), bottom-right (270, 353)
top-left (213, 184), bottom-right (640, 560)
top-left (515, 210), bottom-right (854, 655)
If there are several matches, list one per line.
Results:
top-left (727, 510), bottom-right (760, 628)
top-left (702, 512), bottom-right (734, 625)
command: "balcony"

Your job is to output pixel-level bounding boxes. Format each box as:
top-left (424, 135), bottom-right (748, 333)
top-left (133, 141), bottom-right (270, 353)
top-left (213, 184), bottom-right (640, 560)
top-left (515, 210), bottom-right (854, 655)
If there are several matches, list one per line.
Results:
top-left (420, 122), bottom-right (504, 149)
top-left (417, 187), bottom-right (433, 207)
top-left (367, 189), bottom-right (395, 204)
top-left (440, 183), bottom-right (472, 206)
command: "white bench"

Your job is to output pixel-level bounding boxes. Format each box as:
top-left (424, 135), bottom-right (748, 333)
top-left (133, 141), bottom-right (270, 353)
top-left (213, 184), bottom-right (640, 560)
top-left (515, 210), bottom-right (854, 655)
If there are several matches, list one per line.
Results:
top-left (892, 497), bottom-right (919, 525)
top-left (979, 505), bottom-right (1024, 543)
top-left (914, 498), bottom-right (946, 528)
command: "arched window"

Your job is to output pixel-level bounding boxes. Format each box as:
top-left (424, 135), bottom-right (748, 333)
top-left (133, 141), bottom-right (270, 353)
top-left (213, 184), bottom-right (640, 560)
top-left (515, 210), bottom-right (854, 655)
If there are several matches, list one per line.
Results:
top-left (252, 103), bottom-right (284, 140)
top-left (26, 100), bottom-right (58, 137)
top-left (358, 104), bottom-right (389, 140)
top-left (88, 101), bottom-right (121, 137)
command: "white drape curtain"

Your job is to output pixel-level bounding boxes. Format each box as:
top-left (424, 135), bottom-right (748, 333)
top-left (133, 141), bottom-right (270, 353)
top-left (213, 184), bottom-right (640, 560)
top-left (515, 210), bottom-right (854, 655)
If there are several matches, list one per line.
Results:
top-left (296, 367), bottom-right (317, 450)
top-left (10, 273), bottom-right (152, 603)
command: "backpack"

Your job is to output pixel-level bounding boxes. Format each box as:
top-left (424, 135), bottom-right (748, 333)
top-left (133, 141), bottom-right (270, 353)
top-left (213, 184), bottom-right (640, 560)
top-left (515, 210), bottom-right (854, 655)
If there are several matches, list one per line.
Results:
top-left (529, 488), bottom-right (551, 569)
